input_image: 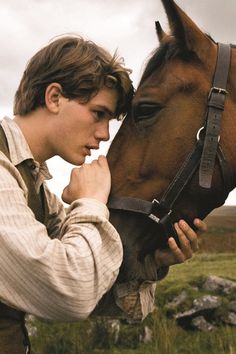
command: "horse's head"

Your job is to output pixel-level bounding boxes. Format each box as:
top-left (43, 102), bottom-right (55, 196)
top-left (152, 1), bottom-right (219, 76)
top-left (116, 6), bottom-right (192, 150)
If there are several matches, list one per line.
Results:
top-left (107, 0), bottom-right (236, 282)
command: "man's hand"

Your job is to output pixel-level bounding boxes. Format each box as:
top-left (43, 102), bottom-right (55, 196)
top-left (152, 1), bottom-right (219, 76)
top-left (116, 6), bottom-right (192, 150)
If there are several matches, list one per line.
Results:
top-left (154, 218), bottom-right (207, 268)
top-left (62, 155), bottom-right (111, 205)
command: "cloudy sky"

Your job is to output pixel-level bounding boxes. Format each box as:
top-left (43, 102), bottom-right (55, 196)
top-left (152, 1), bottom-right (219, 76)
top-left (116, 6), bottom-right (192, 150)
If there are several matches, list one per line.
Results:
top-left (0, 0), bottom-right (235, 205)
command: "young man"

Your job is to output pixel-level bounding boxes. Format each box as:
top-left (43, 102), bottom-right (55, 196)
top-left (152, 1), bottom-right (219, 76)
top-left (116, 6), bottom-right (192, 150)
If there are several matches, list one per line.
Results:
top-left (0, 35), bottom-right (205, 353)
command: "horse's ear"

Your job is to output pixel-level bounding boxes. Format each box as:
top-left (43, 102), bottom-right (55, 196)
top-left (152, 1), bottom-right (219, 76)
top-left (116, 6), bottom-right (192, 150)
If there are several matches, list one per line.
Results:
top-left (155, 21), bottom-right (167, 43)
top-left (161, 0), bottom-right (215, 59)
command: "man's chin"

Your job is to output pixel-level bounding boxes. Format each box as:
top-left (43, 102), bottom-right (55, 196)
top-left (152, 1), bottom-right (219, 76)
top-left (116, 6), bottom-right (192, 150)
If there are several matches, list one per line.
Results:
top-left (66, 155), bottom-right (85, 166)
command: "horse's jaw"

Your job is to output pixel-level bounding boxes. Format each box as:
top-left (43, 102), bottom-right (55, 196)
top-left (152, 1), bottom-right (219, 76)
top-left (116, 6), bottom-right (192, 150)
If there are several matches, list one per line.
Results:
top-left (109, 209), bottom-right (175, 283)
top-left (109, 177), bottom-right (230, 284)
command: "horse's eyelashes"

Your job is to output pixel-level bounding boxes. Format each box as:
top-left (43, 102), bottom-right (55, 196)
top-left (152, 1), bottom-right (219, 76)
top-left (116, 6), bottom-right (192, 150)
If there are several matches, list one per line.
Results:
top-left (133, 103), bottom-right (162, 125)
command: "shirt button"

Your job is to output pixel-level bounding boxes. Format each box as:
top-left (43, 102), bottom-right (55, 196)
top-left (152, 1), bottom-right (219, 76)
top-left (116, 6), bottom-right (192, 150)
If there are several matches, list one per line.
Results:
top-left (29, 163), bottom-right (36, 170)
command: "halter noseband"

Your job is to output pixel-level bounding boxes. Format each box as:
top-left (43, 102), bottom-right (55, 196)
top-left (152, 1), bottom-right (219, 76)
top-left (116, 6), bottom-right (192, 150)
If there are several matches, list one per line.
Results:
top-left (108, 43), bottom-right (234, 246)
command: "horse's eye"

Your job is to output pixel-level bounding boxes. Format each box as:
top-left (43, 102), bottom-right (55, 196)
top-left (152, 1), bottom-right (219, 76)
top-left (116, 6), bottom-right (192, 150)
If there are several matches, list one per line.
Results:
top-left (133, 103), bottom-right (162, 125)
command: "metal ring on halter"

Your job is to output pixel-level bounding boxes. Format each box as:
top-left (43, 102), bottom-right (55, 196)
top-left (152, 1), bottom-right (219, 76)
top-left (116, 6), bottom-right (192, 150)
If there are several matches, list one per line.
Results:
top-left (196, 126), bottom-right (205, 141)
top-left (196, 126), bottom-right (220, 142)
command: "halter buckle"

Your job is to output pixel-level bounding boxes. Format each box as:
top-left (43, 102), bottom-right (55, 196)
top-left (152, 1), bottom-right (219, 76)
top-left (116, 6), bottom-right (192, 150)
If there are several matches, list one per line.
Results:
top-left (208, 86), bottom-right (228, 100)
top-left (148, 213), bottom-right (160, 223)
top-left (148, 199), bottom-right (172, 224)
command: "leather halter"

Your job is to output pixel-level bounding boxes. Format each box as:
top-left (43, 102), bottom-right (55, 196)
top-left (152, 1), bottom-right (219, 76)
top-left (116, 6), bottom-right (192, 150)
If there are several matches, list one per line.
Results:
top-left (199, 43), bottom-right (231, 187)
top-left (108, 43), bottom-right (234, 245)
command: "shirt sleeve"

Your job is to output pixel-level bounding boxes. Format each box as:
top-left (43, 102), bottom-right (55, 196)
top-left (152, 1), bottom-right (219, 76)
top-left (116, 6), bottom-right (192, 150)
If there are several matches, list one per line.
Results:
top-left (43, 177), bottom-right (169, 323)
top-left (42, 182), bottom-right (66, 238)
top-left (0, 155), bottom-right (123, 321)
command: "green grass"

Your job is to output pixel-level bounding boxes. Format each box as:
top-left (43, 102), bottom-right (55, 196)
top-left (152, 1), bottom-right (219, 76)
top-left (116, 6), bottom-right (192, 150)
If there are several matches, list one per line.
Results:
top-left (30, 252), bottom-right (236, 354)
top-left (158, 252), bottom-right (236, 284)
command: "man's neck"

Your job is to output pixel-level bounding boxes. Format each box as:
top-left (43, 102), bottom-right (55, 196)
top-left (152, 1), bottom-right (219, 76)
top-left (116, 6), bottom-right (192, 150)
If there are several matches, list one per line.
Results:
top-left (14, 109), bottom-right (53, 163)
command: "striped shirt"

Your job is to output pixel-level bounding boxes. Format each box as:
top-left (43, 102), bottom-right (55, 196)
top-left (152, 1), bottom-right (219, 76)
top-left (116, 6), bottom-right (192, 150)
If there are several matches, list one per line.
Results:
top-left (0, 116), bottom-right (123, 321)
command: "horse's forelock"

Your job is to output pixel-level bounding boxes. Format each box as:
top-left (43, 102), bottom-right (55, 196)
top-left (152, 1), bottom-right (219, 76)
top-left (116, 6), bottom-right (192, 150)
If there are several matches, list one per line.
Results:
top-left (139, 40), bottom-right (201, 86)
top-left (139, 43), bottom-right (169, 85)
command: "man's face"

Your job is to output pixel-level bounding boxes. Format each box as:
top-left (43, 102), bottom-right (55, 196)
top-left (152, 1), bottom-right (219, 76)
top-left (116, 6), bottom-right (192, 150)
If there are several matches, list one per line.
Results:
top-left (51, 87), bottom-right (118, 165)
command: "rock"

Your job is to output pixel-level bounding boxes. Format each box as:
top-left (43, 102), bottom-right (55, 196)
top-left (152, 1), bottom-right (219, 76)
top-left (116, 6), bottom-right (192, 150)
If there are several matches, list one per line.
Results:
top-left (229, 301), bottom-right (236, 313)
top-left (165, 276), bottom-right (236, 331)
top-left (175, 295), bottom-right (221, 319)
top-left (175, 308), bottom-right (199, 321)
top-left (166, 290), bottom-right (188, 309)
top-left (26, 315), bottom-right (38, 337)
top-left (174, 295), bottom-right (221, 329)
top-left (203, 276), bottom-right (236, 295)
top-left (139, 325), bottom-right (153, 343)
top-left (223, 312), bottom-right (236, 326)
top-left (191, 316), bottom-right (216, 332)
top-left (106, 319), bottom-right (120, 344)
top-left (193, 295), bottom-right (222, 311)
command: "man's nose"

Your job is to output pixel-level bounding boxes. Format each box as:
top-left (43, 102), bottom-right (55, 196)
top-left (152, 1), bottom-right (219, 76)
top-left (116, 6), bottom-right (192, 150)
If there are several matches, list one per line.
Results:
top-left (95, 120), bottom-right (110, 141)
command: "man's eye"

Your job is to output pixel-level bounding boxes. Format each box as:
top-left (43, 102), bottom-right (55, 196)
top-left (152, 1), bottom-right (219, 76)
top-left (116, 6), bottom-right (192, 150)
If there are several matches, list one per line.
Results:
top-left (94, 111), bottom-right (105, 120)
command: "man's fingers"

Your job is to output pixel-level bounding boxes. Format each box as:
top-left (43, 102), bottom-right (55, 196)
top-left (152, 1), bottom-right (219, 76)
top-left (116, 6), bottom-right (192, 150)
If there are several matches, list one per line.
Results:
top-left (174, 223), bottom-right (193, 259)
top-left (168, 237), bottom-right (185, 263)
top-left (177, 220), bottom-right (199, 252)
top-left (193, 218), bottom-right (207, 233)
top-left (97, 155), bottom-right (108, 166)
top-left (155, 219), bottom-right (204, 269)
top-left (167, 219), bottom-right (200, 264)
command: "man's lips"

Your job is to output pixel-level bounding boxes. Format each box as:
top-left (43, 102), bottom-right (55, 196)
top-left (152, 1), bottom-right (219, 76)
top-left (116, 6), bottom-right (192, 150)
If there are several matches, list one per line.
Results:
top-left (84, 145), bottom-right (99, 156)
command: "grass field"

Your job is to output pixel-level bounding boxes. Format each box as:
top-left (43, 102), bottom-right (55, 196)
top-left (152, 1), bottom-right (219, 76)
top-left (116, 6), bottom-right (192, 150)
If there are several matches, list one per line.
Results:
top-left (30, 205), bottom-right (236, 353)
top-left (30, 251), bottom-right (236, 354)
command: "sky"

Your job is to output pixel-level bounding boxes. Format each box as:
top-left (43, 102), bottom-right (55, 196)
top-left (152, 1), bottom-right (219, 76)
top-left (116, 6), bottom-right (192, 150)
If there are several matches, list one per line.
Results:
top-left (0, 0), bottom-right (235, 205)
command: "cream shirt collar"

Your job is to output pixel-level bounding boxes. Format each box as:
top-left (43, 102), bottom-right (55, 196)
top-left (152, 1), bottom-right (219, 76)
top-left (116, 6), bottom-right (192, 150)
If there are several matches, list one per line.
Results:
top-left (1, 116), bottom-right (52, 186)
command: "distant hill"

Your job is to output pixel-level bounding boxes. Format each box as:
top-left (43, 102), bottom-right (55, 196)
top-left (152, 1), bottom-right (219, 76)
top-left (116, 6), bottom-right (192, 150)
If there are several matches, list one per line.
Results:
top-left (208, 205), bottom-right (236, 216)
top-left (198, 205), bottom-right (236, 253)
top-left (205, 205), bottom-right (236, 229)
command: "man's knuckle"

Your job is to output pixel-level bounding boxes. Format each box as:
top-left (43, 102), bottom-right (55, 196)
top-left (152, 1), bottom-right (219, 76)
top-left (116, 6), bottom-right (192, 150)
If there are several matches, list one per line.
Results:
top-left (184, 239), bottom-right (191, 247)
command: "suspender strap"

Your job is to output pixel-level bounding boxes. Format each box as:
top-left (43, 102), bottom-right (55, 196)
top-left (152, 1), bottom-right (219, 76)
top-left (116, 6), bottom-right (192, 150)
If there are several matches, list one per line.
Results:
top-left (0, 124), bottom-right (48, 353)
top-left (0, 125), bottom-right (47, 223)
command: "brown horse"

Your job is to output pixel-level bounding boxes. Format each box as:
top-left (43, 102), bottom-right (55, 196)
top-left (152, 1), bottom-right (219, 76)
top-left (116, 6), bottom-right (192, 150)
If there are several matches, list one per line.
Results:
top-left (107, 0), bottom-right (236, 283)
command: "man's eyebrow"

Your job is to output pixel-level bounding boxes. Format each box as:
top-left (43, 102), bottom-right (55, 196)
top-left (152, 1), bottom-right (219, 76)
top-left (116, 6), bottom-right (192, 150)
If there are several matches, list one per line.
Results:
top-left (95, 104), bottom-right (115, 117)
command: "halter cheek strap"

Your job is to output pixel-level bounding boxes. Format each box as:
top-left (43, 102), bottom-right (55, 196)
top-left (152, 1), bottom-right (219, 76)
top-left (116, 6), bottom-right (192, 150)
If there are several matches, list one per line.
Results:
top-left (199, 43), bottom-right (231, 188)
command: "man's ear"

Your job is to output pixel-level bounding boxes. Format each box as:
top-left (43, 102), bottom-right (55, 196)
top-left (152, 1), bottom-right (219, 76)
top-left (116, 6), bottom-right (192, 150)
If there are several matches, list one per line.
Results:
top-left (45, 83), bottom-right (62, 113)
